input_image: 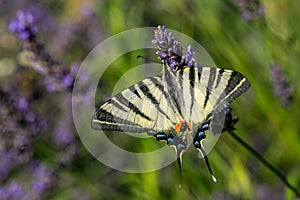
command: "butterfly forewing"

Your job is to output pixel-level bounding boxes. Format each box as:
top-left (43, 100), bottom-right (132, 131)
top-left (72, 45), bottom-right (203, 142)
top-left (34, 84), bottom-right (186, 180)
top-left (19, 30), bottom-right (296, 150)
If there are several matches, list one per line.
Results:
top-left (92, 75), bottom-right (179, 135)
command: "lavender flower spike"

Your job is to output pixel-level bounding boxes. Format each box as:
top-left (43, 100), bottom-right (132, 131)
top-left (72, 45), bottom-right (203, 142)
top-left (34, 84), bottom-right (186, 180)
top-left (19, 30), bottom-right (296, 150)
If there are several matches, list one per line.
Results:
top-left (8, 10), bottom-right (38, 40)
top-left (152, 25), bottom-right (183, 68)
top-left (182, 45), bottom-right (196, 67)
top-left (152, 25), bottom-right (199, 70)
top-left (270, 65), bottom-right (292, 107)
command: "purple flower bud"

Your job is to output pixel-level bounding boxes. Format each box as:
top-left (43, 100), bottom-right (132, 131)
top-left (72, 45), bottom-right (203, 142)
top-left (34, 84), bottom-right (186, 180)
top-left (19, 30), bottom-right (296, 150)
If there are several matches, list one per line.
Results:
top-left (182, 45), bottom-right (196, 67)
top-left (8, 10), bottom-right (38, 40)
top-left (156, 51), bottom-right (167, 58)
top-left (152, 25), bottom-right (183, 55)
top-left (166, 57), bottom-right (179, 69)
top-left (62, 74), bottom-right (74, 88)
top-left (46, 80), bottom-right (59, 92)
top-left (17, 97), bottom-right (28, 111)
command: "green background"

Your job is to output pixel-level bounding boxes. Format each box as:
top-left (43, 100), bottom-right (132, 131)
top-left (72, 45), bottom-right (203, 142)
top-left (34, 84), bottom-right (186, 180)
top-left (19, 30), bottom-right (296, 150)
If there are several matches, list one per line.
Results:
top-left (1, 0), bottom-right (300, 199)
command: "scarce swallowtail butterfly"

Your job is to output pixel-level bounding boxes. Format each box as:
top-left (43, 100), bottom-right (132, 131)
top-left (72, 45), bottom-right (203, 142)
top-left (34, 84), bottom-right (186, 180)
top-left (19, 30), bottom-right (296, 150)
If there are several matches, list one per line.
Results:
top-left (91, 25), bottom-right (250, 184)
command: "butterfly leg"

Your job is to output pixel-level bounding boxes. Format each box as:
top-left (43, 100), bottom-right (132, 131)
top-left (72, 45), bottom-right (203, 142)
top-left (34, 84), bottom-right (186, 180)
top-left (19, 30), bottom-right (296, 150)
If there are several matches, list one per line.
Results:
top-left (222, 107), bottom-right (239, 133)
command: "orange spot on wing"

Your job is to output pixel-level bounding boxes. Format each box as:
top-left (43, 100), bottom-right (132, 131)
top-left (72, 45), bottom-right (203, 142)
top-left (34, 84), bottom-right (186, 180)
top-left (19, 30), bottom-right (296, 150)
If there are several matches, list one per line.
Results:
top-left (186, 122), bottom-right (192, 130)
top-left (174, 122), bottom-right (182, 132)
top-left (174, 120), bottom-right (192, 132)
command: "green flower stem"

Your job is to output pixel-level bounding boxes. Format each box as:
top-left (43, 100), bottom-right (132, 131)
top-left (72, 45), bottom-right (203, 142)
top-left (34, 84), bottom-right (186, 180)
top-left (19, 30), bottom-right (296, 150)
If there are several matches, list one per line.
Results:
top-left (228, 130), bottom-right (300, 198)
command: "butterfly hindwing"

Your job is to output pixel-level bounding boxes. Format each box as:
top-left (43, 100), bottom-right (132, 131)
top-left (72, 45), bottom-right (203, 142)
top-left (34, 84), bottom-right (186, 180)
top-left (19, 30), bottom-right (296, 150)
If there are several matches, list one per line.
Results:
top-left (176, 66), bottom-right (250, 115)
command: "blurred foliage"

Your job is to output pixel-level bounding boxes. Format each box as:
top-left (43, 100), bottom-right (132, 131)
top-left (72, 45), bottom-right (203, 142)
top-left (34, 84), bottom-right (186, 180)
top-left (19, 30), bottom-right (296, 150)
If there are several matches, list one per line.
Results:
top-left (1, 0), bottom-right (300, 199)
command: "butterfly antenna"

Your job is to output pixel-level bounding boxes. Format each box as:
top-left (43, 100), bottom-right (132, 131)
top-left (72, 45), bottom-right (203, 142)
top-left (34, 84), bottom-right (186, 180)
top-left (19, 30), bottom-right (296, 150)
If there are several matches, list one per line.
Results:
top-left (137, 55), bottom-right (160, 63)
top-left (137, 55), bottom-right (146, 60)
top-left (199, 146), bottom-right (217, 182)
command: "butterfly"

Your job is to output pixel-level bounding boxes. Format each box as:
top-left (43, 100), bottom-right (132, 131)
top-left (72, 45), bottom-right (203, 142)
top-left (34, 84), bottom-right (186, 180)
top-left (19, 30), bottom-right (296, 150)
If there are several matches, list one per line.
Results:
top-left (91, 26), bottom-right (250, 184)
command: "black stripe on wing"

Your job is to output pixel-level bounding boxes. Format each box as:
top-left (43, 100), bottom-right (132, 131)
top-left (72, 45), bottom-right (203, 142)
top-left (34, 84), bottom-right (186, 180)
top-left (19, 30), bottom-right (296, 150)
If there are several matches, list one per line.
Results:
top-left (214, 68), bottom-right (224, 89)
top-left (189, 67), bottom-right (195, 116)
top-left (214, 71), bottom-right (250, 111)
top-left (106, 99), bottom-right (128, 113)
top-left (197, 67), bottom-right (203, 82)
top-left (147, 77), bottom-right (176, 124)
top-left (92, 108), bottom-right (151, 133)
top-left (203, 67), bottom-right (217, 108)
top-left (116, 93), bottom-right (152, 121)
top-left (129, 86), bottom-right (142, 99)
top-left (164, 64), bottom-right (183, 116)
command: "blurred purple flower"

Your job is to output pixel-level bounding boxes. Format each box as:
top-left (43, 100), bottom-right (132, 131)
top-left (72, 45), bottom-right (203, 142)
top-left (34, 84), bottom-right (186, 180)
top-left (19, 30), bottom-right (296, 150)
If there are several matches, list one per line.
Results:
top-left (17, 97), bottom-right (28, 111)
top-left (9, 9), bottom-right (77, 93)
top-left (80, 2), bottom-right (95, 17)
top-left (62, 74), bottom-right (74, 88)
top-left (45, 79), bottom-right (60, 92)
top-left (0, 181), bottom-right (24, 200)
top-left (14, 133), bottom-right (30, 154)
top-left (27, 4), bottom-right (55, 34)
top-left (58, 143), bottom-right (78, 166)
top-left (53, 128), bottom-right (74, 147)
top-left (52, 93), bottom-right (74, 147)
top-left (70, 62), bottom-right (80, 75)
top-left (8, 10), bottom-right (38, 40)
top-left (25, 111), bottom-right (36, 122)
top-left (31, 163), bottom-right (55, 195)
top-left (48, 2), bottom-right (102, 56)
top-left (0, 132), bottom-right (32, 181)
top-left (231, 0), bottom-right (265, 21)
top-left (31, 117), bottom-right (48, 134)
top-left (270, 65), bottom-right (292, 107)
top-left (0, 152), bottom-right (16, 181)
